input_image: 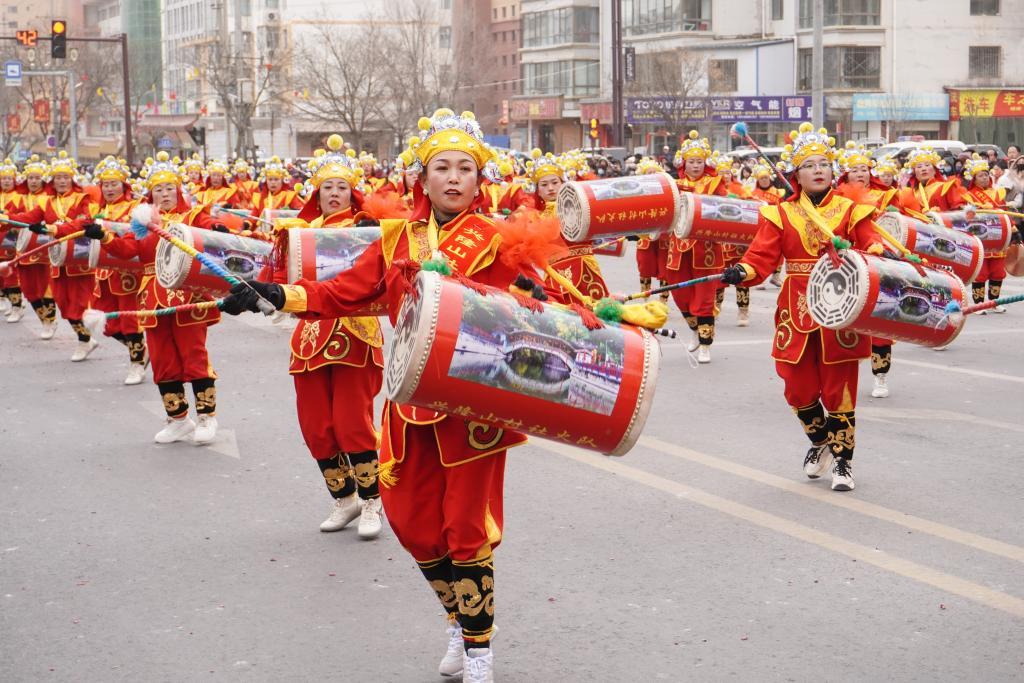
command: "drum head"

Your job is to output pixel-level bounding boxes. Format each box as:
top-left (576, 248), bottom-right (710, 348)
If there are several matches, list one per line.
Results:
top-left (875, 213), bottom-right (908, 245)
top-left (673, 191), bottom-right (696, 239)
top-left (807, 251), bottom-right (870, 329)
top-left (609, 328), bottom-right (661, 457)
top-left (384, 270), bottom-right (444, 403)
top-left (556, 182), bottom-right (588, 242)
top-left (48, 240), bottom-right (68, 267)
top-left (87, 239), bottom-right (102, 269)
top-left (155, 223), bottom-right (193, 290)
top-left (15, 228), bottom-right (35, 252)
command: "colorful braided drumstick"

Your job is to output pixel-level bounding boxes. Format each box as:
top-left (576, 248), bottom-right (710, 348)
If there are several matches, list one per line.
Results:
top-left (617, 273), bottom-right (724, 302)
top-left (130, 205), bottom-right (276, 315)
top-left (730, 122), bottom-right (796, 196)
top-left (0, 229), bottom-right (86, 278)
top-left (945, 291), bottom-right (1024, 325)
top-left (104, 299), bottom-right (225, 320)
top-left (0, 216), bottom-right (32, 228)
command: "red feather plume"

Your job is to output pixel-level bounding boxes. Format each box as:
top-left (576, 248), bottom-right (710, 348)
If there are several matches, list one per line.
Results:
top-left (494, 209), bottom-right (568, 272)
top-left (362, 191), bottom-right (412, 221)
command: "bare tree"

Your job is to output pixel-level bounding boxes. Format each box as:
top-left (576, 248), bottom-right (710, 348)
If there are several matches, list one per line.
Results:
top-left (626, 49), bottom-right (707, 135)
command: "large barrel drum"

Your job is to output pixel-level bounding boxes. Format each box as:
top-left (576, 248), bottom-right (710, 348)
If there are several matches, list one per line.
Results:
top-left (673, 193), bottom-right (763, 246)
top-left (557, 173), bottom-right (682, 243)
top-left (156, 224), bottom-right (273, 295)
top-left (806, 250), bottom-right (967, 348)
top-left (929, 210), bottom-right (1012, 255)
top-left (48, 235), bottom-right (92, 268)
top-left (876, 212), bottom-right (983, 283)
top-left (385, 270), bottom-right (660, 456)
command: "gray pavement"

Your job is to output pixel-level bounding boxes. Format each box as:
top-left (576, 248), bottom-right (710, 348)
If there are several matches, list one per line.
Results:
top-left (2, 247), bottom-right (1023, 682)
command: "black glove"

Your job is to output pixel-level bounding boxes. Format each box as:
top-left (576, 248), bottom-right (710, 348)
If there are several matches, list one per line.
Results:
top-left (625, 234), bottom-right (640, 242)
top-left (27, 222), bottom-right (48, 235)
top-left (514, 274), bottom-right (548, 301)
top-left (221, 281), bottom-right (285, 315)
top-left (83, 223), bottom-right (105, 240)
top-left (1011, 230), bottom-right (1023, 246)
top-left (210, 223), bottom-right (230, 233)
top-left (720, 265), bottom-right (746, 286)
top-left (356, 219), bottom-right (380, 227)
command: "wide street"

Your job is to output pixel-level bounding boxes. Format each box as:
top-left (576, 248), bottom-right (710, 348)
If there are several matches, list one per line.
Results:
top-left (2, 248), bottom-right (1022, 682)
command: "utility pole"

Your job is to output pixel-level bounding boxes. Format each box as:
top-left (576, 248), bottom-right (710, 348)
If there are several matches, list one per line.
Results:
top-left (120, 34), bottom-right (134, 166)
top-left (611, 0), bottom-right (624, 147)
top-left (812, 0), bottom-right (824, 128)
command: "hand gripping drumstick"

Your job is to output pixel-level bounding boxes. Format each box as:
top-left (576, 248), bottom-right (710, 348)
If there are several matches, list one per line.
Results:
top-left (104, 299), bottom-right (225, 320)
top-left (132, 205), bottom-right (276, 316)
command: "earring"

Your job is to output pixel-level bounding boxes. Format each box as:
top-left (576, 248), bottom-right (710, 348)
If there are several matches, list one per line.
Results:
top-left (423, 189), bottom-right (429, 197)
top-left (474, 189), bottom-right (479, 196)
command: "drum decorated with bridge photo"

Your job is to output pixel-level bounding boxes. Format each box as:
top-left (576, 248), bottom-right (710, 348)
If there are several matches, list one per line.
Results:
top-left (385, 270), bottom-right (660, 456)
top-left (929, 210), bottom-right (1012, 254)
top-left (557, 173), bottom-right (682, 243)
top-left (284, 226), bottom-right (387, 316)
top-left (806, 250), bottom-right (967, 348)
top-left (673, 193), bottom-right (763, 246)
top-left (156, 224), bottom-right (273, 295)
top-left (876, 212), bottom-right (983, 283)
top-left (48, 235), bottom-right (92, 269)
top-left (90, 220), bottom-right (144, 273)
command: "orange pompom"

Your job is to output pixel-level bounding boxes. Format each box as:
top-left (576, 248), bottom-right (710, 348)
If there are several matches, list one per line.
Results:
top-left (362, 190), bottom-right (412, 220)
top-left (495, 210), bottom-right (568, 271)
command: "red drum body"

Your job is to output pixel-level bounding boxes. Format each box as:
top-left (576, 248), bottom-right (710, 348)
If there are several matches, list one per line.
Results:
top-left (385, 271), bottom-right (660, 456)
top-left (156, 224), bottom-right (273, 296)
top-left (807, 250), bottom-right (967, 348)
top-left (91, 220), bottom-right (144, 273)
top-left (285, 227), bottom-right (386, 316)
top-left (557, 173), bottom-right (681, 242)
top-left (15, 228), bottom-right (51, 253)
top-left (930, 210), bottom-right (1012, 255)
top-left (592, 239), bottom-right (625, 257)
top-left (876, 213), bottom-right (983, 283)
top-left (48, 235), bottom-right (92, 268)
top-left (1, 228), bottom-right (19, 258)
top-left (674, 193), bottom-right (763, 246)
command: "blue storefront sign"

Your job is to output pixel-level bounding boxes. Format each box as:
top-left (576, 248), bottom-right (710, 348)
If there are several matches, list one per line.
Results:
top-left (851, 93), bottom-right (950, 121)
top-left (627, 96), bottom-right (811, 126)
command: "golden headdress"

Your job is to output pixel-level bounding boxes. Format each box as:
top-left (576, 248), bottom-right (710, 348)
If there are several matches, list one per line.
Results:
top-left (94, 155), bottom-right (131, 183)
top-left (307, 134), bottom-right (363, 189)
top-left (407, 108), bottom-right (498, 179)
top-left (674, 130), bottom-right (713, 166)
top-left (781, 122), bottom-right (837, 168)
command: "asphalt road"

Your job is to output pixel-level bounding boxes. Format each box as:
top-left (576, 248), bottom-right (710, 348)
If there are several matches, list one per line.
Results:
top-left (2, 247), bottom-right (1023, 682)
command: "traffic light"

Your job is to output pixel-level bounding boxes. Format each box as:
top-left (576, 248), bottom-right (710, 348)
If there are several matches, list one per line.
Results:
top-left (188, 127), bottom-right (206, 147)
top-left (589, 118), bottom-right (599, 140)
top-left (51, 20), bottom-right (67, 59)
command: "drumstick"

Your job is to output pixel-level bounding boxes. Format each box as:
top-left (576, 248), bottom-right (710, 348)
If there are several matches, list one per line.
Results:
top-left (0, 230), bottom-right (85, 277)
top-left (619, 274), bottom-right (724, 301)
top-left (103, 299), bottom-right (224, 320)
top-left (218, 207), bottom-right (275, 227)
top-left (651, 328), bottom-right (677, 339)
top-left (972, 208), bottom-right (1024, 219)
top-left (946, 291), bottom-right (1024, 318)
top-left (0, 216), bottom-right (32, 228)
top-left (729, 122), bottom-right (796, 196)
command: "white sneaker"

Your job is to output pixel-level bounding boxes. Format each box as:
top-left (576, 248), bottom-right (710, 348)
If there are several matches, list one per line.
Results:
top-left (192, 415), bottom-right (218, 444)
top-left (976, 309), bottom-right (988, 316)
top-left (319, 494), bottom-right (361, 532)
top-left (40, 322), bottom-right (57, 340)
top-left (803, 443), bottom-right (832, 479)
top-left (439, 623), bottom-right (464, 678)
top-left (687, 329), bottom-right (700, 352)
top-left (992, 304), bottom-right (1007, 314)
top-left (70, 338), bottom-right (99, 362)
top-left (154, 416), bottom-right (196, 444)
top-left (357, 496), bottom-right (384, 539)
top-left (124, 363), bottom-right (146, 385)
top-left (737, 308), bottom-right (750, 327)
top-left (696, 345), bottom-right (711, 364)
top-left (871, 373), bottom-right (889, 398)
top-left (463, 648), bottom-right (494, 683)
top-left (5, 306), bottom-right (24, 323)
top-left (830, 458), bottom-right (855, 491)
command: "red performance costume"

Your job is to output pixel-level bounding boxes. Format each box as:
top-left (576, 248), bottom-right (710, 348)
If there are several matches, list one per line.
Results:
top-left (725, 123), bottom-right (885, 492)
top-left (632, 157), bottom-right (670, 299)
top-left (962, 155), bottom-right (1016, 308)
top-left (9, 157), bottom-right (57, 334)
top-left (0, 157), bottom-right (26, 320)
top-left (671, 131), bottom-right (727, 361)
top-left (94, 152), bottom-right (223, 444)
top-left (248, 156), bottom-right (304, 222)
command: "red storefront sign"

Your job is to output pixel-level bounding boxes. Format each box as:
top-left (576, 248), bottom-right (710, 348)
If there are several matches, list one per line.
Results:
top-left (6, 114), bottom-right (20, 133)
top-left (33, 99), bottom-right (50, 123)
top-left (948, 89), bottom-right (1024, 120)
top-left (60, 99), bottom-right (70, 124)
top-left (579, 102), bottom-right (613, 124)
top-left (509, 97), bottom-right (562, 122)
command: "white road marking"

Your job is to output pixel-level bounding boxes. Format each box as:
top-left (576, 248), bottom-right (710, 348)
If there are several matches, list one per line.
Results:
top-left (858, 406), bottom-right (1024, 434)
top-left (897, 359), bottom-right (1024, 384)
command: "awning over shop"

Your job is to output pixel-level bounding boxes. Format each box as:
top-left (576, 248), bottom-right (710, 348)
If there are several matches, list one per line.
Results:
top-left (137, 114), bottom-right (199, 131)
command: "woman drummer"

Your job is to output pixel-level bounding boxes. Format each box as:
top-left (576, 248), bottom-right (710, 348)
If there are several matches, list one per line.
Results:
top-left (721, 123), bottom-right (885, 492)
top-left (633, 157), bottom-right (671, 302)
top-left (224, 108), bottom-right (556, 682)
top-left (85, 152), bottom-right (224, 445)
top-left (262, 136), bottom-right (386, 539)
top-left (0, 157), bottom-right (26, 322)
top-left (194, 159), bottom-right (238, 209)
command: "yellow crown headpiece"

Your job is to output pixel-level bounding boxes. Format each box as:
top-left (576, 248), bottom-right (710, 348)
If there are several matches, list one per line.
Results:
top-left (963, 153), bottom-right (991, 181)
top-left (635, 157), bottom-right (664, 175)
top-left (232, 158), bottom-right (252, 176)
top-left (181, 153), bottom-right (204, 174)
top-left (710, 154), bottom-right (734, 176)
top-left (526, 149), bottom-right (567, 184)
top-left (871, 154), bottom-right (900, 177)
top-left (752, 162), bottom-right (774, 180)
top-left (94, 155), bottom-right (131, 182)
top-left (409, 108), bottom-right (499, 180)
top-left (307, 134), bottom-right (363, 189)
top-left (780, 122), bottom-right (836, 168)
top-left (49, 150), bottom-right (77, 177)
top-left (260, 156), bottom-right (289, 180)
top-left (144, 151), bottom-right (183, 189)
top-left (904, 146), bottom-right (941, 169)
top-left (0, 157), bottom-right (18, 179)
top-left (22, 154), bottom-right (49, 178)
top-left (840, 141), bottom-right (873, 172)
top-left (206, 158), bottom-right (230, 175)
top-left (674, 130), bottom-right (713, 166)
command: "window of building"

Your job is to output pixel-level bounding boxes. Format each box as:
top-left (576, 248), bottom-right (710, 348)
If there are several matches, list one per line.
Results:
top-left (523, 60), bottom-right (599, 97)
top-left (522, 7), bottom-right (599, 47)
top-left (623, 0), bottom-right (711, 36)
top-left (439, 26), bottom-right (451, 49)
top-left (771, 0), bottom-right (783, 20)
top-left (511, 5), bottom-right (515, 16)
top-left (708, 59), bottom-right (738, 92)
top-left (797, 46), bottom-right (881, 90)
top-left (970, 0), bottom-right (999, 15)
top-left (493, 8), bottom-right (498, 20)
top-left (502, 6), bottom-right (507, 18)
top-left (441, 0), bottom-right (452, 8)
top-left (969, 46), bottom-right (1001, 78)
top-left (502, 55), bottom-right (507, 66)
top-left (798, 0), bottom-right (881, 28)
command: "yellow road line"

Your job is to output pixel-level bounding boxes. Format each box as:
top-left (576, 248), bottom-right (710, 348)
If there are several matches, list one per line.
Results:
top-left (639, 435), bottom-right (1024, 564)
top-left (535, 441), bottom-right (1024, 619)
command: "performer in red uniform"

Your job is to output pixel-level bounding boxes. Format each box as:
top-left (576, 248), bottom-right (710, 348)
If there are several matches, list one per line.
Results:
top-left (8, 152), bottom-right (100, 360)
top-left (0, 158), bottom-right (26, 322)
top-left (721, 123), bottom-right (885, 492)
top-left (88, 156), bottom-right (148, 384)
top-left (901, 146), bottom-right (965, 215)
top-left (962, 155), bottom-right (1018, 313)
top-left (248, 156), bottom-right (304, 224)
top-left (224, 108), bottom-right (558, 682)
top-left (194, 159), bottom-right (238, 209)
top-left (11, 156), bottom-right (57, 336)
top-left (671, 131), bottom-right (727, 363)
top-left (90, 152), bottom-right (224, 444)
top-left (633, 157), bottom-right (671, 300)
top-left (715, 155), bottom-right (758, 327)
top-left (264, 136), bottom-right (386, 538)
